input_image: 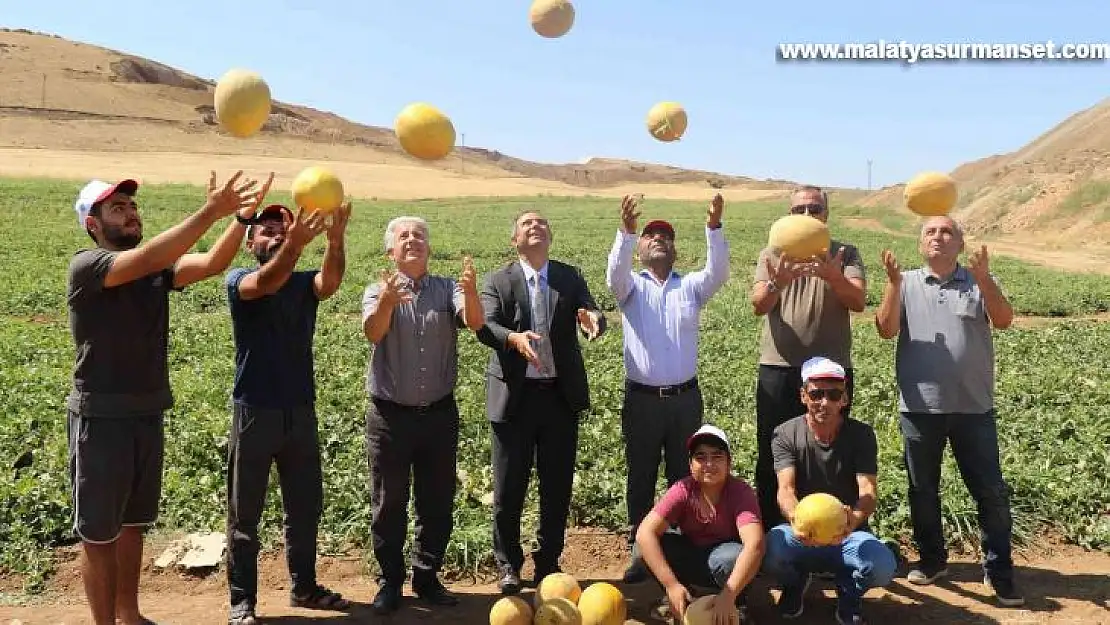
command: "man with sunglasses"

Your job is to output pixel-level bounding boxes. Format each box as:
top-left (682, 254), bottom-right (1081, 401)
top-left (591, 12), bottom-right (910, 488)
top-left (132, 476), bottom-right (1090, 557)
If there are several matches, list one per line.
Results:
top-left (763, 356), bottom-right (896, 625)
top-left (606, 193), bottom-right (730, 584)
top-left (750, 186), bottom-right (867, 530)
top-left (223, 201), bottom-right (352, 625)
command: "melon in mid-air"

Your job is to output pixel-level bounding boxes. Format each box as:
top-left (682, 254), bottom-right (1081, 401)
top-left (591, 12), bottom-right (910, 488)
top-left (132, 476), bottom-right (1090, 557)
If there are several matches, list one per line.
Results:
top-left (290, 166), bottom-right (345, 213)
top-left (395, 102), bottom-right (456, 161)
top-left (576, 582), bottom-right (626, 625)
top-left (534, 597), bottom-right (582, 625)
top-left (767, 214), bottom-right (830, 260)
top-left (530, 0), bottom-right (575, 38)
top-left (646, 101), bottom-right (687, 142)
top-left (213, 68), bottom-right (271, 138)
top-left (488, 595), bottom-right (532, 625)
top-left (904, 171), bottom-right (958, 216)
top-left (792, 492), bottom-right (848, 546)
top-left (537, 572), bottom-right (582, 606)
top-left (683, 594), bottom-right (739, 625)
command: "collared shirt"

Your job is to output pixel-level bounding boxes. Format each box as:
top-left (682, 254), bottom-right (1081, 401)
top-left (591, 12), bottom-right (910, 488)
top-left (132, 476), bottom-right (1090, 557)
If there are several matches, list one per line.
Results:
top-left (362, 273), bottom-right (465, 406)
top-left (896, 264), bottom-right (999, 414)
top-left (519, 259), bottom-right (553, 379)
top-left (606, 226), bottom-right (730, 386)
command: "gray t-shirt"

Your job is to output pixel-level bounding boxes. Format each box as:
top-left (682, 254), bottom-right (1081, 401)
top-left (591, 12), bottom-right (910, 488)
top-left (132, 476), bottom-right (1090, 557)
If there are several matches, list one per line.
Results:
top-left (754, 240), bottom-right (866, 367)
top-left (771, 415), bottom-right (878, 508)
top-left (896, 265), bottom-right (998, 414)
top-left (362, 273), bottom-right (466, 406)
top-left (66, 248), bottom-right (181, 417)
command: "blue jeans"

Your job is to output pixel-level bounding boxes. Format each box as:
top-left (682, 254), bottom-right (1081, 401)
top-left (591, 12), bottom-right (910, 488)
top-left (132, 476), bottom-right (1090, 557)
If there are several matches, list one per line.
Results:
top-left (763, 524), bottom-right (897, 606)
top-left (652, 533), bottom-right (747, 600)
top-left (900, 411), bottom-right (1014, 581)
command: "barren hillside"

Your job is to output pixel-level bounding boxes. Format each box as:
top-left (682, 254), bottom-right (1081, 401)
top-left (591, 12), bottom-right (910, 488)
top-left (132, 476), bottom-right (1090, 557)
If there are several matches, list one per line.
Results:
top-left (860, 97), bottom-right (1110, 246)
top-left (0, 28), bottom-right (797, 196)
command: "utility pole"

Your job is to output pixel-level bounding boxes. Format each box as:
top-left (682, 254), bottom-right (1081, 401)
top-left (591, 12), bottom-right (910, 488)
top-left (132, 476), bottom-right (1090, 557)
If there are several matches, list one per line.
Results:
top-left (867, 159), bottom-right (873, 191)
top-left (460, 132), bottom-right (466, 175)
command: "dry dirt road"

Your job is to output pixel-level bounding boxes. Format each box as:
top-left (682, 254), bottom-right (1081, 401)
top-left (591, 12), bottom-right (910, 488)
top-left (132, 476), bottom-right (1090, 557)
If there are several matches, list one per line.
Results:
top-left (2, 530), bottom-right (1107, 625)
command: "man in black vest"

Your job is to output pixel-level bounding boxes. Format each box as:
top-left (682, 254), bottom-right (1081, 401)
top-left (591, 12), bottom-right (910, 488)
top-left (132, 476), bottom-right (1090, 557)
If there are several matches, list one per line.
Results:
top-left (476, 210), bottom-right (607, 595)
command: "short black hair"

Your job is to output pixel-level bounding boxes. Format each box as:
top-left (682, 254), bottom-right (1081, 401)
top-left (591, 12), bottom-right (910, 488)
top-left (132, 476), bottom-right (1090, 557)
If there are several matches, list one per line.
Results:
top-left (688, 435), bottom-right (730, 458)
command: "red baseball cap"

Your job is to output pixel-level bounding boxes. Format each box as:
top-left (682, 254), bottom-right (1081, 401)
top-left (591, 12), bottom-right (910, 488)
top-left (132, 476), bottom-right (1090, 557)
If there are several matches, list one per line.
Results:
top-left (255, 204), bottom-right (294, 224)
top-left (641, 219), bottom-right (675, 238)
top-left (75, 179), bottom-right (140, 226)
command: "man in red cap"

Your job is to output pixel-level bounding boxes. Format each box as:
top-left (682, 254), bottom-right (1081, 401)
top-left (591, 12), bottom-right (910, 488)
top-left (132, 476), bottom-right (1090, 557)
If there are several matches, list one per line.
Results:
top-left (606, 193), bottom-right (730, 583)
top-left (66, 171), bottom-right (271, 625)
top-left (223, 200), bottom-right (352, 625)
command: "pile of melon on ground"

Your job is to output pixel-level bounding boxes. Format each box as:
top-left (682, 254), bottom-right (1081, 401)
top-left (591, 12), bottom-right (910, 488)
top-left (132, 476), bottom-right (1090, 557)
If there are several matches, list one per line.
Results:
top-left (489, 573), bottom-right (627, 625)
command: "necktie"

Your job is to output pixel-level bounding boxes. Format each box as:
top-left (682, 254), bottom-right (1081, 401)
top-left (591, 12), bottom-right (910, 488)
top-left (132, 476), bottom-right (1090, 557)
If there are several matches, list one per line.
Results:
top-left (531, 274), bottom-right (557, 377)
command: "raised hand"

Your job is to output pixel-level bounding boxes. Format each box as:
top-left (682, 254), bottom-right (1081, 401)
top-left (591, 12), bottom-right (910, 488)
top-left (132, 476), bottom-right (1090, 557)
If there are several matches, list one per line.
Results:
top-left (620, 193), bottom-right (643, 234)
top-left (238, 172), bottom-right (274, 219)
top-left (286, 207), bottom-right (328, 251)
top-left (378, 269), bottom-right (414, 308)
top-left (326, 201), bottom-right (352, 243)
top-left (765, 253), bottom-right (806, 289)
top-left (707, 193), bottom-right (724, 228)
top-left (577, 307), bottom-right (600, 340)
top-left (809, 246), bottom-right (845, 282)
top-left (204, 170), bottom-right (261, 218)
top-left (881, 249), bottom-right (902, 284)
top-left (459, 255), bottom-right (477, 294)
top-left (967, 244), bottom-right (990, 281)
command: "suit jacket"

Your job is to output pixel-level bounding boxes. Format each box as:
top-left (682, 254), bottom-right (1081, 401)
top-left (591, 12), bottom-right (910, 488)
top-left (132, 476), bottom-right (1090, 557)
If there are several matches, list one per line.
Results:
top-left (476, 258), bottom-right (608, 422)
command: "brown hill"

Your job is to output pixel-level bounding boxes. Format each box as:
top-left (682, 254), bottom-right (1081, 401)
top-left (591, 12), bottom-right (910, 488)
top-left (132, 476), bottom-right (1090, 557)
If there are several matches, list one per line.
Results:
top-left (859, 97), bottom-right (1110, 246)
top-left (0, 27), bottom-right (797, 197)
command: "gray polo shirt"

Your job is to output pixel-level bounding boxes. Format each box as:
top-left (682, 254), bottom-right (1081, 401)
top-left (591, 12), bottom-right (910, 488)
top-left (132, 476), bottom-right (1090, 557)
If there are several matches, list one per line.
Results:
top-left (362, 273), bottom-right (466, 407)
top-left (896, 265), bottom-right (999, 415)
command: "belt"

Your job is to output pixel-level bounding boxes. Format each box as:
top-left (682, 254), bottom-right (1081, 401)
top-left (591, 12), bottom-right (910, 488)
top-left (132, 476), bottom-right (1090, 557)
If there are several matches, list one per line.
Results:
top-left (524, 377), bottom-right (558, 390)
top-left (627, 377), bottom-right (698, 398)
top-left (371, 393), bottom-right (453, 414)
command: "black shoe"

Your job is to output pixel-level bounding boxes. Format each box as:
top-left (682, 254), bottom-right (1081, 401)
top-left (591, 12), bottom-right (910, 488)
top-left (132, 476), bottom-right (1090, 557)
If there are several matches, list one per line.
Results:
top-left (622, 557), bottom-right (649, 584)
top-left (777, 574), bottom-right (811, 619)
top-left (371, 581), bottom-right (403, 615)
top-left (414, 576), bottom-right (459, 607)
top-left (984, 574), bottom-right (1025, 607)
top-left (499, 569), bottom-right (522, 595)
top-left (907, 562), bottom-right (949, 585)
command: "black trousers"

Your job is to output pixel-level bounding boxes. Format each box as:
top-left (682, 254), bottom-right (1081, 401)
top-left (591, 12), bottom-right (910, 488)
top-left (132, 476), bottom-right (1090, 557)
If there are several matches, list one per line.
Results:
top-left (622, 382), bottom-right (703, 548)
top-left (491, 379), bottom-right (579, 574)
top-left (226, 403), bottom-right (323, 611)
top-left (755, 365), bottom-right (855, 529)
top-left (366, 393), bottom-right (460, 585)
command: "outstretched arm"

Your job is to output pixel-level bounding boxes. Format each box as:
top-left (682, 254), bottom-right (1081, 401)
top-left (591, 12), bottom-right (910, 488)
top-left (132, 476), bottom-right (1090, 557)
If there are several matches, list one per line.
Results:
top-left (313, 203), bottom-right (351, 301)
top-left (237, 209), bottom-right (327, 301)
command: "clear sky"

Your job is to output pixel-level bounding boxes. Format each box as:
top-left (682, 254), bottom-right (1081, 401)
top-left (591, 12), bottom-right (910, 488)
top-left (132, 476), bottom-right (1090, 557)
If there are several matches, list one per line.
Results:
top-left (6, 0), bottom-right (1109, 189)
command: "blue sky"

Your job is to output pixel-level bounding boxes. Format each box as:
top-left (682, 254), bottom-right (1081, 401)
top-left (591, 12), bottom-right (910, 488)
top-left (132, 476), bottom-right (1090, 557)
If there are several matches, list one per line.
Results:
top-left (6, 0), bottom-right (1109, 189)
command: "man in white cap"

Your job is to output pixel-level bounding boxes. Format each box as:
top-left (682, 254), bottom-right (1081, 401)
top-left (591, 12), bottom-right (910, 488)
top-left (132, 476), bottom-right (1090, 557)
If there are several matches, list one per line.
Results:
top-left (635, 424), bottom-right (764, 624)
top-left (762, 356), bottom-right (896, 625)
top-left (66, 171), bottom-right (269, 625)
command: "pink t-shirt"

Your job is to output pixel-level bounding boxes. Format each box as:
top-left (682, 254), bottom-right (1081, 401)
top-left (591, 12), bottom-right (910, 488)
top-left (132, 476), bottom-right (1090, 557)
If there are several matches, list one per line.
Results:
top-left (652, 476), bottom-right (762, 547)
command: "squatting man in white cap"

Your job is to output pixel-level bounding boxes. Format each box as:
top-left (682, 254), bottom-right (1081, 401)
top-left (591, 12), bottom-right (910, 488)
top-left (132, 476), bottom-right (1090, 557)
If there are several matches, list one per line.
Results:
top-left (762, 356), bottom-right (896, 625)
top-left (66, 171), bottom-right (270, 625)
top-left (635, 424), bottom-right (765, 625)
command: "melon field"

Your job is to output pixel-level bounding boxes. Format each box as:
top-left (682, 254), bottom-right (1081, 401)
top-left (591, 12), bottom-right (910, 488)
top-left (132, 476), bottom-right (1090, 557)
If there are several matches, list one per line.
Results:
top-left (1, 176), bottom-right (1109, 598)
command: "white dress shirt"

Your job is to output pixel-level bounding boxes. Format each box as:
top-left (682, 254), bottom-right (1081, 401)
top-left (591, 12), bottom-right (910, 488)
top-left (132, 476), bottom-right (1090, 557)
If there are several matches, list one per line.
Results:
top-left (606, 226), bottom-right (730, 386)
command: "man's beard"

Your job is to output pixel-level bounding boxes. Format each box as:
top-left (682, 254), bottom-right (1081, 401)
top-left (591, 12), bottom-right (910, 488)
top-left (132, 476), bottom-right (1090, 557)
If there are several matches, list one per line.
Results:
top-left (253, 241), bottom-right (281, 265)
top-left (102, 224), bottom-right (141, 250)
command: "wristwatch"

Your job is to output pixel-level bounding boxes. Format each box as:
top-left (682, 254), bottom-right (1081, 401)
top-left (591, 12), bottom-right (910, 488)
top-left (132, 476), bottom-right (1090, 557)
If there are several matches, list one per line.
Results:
top-left (236, 213), bottom-right (256, 225)
top-left (767, 281), bottom-right (779, 293)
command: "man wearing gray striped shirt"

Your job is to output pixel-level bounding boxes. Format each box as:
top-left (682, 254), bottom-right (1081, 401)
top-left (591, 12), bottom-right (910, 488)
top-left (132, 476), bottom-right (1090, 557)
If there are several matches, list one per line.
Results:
top-left (360, 216), bottom-right (484, 615)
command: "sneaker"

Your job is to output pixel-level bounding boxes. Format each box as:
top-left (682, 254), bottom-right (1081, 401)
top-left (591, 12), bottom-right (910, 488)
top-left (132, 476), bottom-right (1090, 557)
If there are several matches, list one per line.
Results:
top-left (776, 574), bottom-right (811, 619)
top-left (228, 605), bottom-right (258, 625)
top-left (984, 574), bottom-right (1025, 607)
top-left (906, 563), bottom-right (948, 585)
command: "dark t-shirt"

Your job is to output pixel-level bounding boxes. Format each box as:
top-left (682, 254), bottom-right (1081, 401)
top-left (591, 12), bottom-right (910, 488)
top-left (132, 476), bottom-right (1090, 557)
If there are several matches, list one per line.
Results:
top-left (66, 248), bottom-right (181, 417)
top-left (227, 267), bottom-right (321, 409)
top-left (771, 415), bottom-right (878, 508)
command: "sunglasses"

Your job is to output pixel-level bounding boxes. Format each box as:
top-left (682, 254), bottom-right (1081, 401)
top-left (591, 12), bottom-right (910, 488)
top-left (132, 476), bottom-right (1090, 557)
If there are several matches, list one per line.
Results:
top-left (806, 388), bottom-right (844, 401)
top-left (790, 203), bottom-right (825, 216)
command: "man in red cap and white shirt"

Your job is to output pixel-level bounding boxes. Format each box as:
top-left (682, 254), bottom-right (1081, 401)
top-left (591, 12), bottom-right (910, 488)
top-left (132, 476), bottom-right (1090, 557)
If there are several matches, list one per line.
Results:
top-left (606, 193), bottom-right (730, 583)
top-left (66, 171), bottom-right (270, 625)
top-left (635, 423), bottom-right (764, 624)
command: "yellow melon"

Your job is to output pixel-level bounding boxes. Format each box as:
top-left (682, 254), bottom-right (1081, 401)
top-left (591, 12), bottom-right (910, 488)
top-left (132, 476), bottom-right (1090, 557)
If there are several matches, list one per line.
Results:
top-left (530, 0), bottom-right (575, 38)
top-left (538, 572), bottom-right (582, 606)
top-left (904, 171), bottom-right (958, 216)
top-left (290, 166), bottom-right (344, 213)
top-left (489, 595), bottom-right (533, 625)
top-left (577, 582), bottom-right (626, 625)
top-left (213, 68), bottom-right (271, 138)
top-left (683, 594), bottom-right (739, 625)
top-left (646, 102), bottom-right (687, 142)
top-left (767, 214), bottom-right (830, 260)
top-left (395, 102), bottom-right (456, 161)
top-left (534, 596), bottom-right (582, 625)
top-left (793, 492), bottom-right (848, 546)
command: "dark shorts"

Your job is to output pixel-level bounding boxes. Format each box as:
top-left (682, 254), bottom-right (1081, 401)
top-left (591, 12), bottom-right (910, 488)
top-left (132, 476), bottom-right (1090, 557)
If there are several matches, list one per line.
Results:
top-left (67, 410), bottom-right (165, 544)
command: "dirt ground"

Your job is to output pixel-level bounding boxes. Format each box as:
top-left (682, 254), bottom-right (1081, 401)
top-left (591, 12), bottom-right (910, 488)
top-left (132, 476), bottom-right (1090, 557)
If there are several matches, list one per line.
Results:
top-left (2, 529), bottom-right (1107, 625)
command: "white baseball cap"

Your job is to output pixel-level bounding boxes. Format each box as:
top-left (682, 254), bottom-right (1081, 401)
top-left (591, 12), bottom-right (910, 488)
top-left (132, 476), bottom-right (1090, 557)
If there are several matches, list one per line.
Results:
top-left (801, 356), bottom-right (846, 383)
top-left (74, 179), bottom-right (139, 227)
top-left (686, 424), bottom-right (730, 455)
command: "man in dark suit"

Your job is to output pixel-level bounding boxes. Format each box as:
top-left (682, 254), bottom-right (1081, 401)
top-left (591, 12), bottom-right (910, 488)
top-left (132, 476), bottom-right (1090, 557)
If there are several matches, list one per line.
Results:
top-left (476, 210), bottom-right (607, 595)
